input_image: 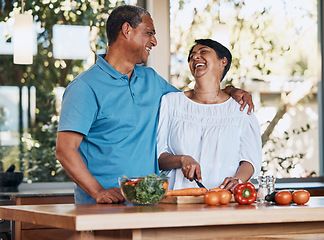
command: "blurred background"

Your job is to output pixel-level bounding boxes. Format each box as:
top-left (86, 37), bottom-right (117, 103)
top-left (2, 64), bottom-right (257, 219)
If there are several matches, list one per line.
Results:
top-left (0, 0), bottom-right (322, 183)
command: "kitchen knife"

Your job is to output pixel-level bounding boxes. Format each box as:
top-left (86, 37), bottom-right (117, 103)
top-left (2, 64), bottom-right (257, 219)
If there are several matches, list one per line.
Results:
top-left (194, 176), bottom-right (207, 189)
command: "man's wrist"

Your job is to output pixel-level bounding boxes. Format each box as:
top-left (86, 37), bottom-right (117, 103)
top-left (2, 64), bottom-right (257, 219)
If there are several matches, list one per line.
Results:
top-left (225, 85), bottom-right (235, 95)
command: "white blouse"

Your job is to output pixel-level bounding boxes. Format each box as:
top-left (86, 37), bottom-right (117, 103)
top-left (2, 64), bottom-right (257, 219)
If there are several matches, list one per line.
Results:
top-left (157, 92), bottom-right (262, 190)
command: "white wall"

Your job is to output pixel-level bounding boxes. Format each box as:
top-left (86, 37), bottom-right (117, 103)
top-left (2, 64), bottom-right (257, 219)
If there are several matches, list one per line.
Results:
top-left (146, 0), bottom-right (170, 82)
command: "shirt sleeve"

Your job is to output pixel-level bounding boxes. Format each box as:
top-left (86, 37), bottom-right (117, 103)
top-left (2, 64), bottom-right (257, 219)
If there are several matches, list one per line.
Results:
top-left (157, 95), bottom-right (171, 158)
top-left (155, 72), bottom-right (180, 95)
top-left (239, 113), bottom-right (262, 178)
top-left (58, 79), bottom-right (98, 136)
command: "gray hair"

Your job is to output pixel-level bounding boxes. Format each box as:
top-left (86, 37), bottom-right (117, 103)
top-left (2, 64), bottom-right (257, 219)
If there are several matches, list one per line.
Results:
top-left (106, 5), bottom-right (151, 46)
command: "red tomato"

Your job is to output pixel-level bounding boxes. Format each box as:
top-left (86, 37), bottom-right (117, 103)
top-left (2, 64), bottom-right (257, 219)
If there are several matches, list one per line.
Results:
top-left (204, 191), bottom-right (220, 205)
top-left (292, 190), bottom-right (310, 205)
top-left (218, 190), bottom-right (232, 205)
top-left (275, 191), bottom-right (292, 205)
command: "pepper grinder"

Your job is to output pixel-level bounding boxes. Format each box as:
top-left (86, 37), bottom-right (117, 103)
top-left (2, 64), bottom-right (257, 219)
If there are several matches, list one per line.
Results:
top-left (266, 175), bottom-right (276, 194)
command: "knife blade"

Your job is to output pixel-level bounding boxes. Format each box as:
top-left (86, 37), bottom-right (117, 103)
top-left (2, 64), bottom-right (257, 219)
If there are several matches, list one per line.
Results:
top-left (194, 176), bottom-right (207, 189)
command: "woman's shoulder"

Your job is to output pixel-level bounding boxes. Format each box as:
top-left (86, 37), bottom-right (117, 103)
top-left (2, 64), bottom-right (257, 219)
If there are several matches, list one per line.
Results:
top-left (162, 91), bottom-right (184, 101)
top-left (161, 92), bottom-right (191, 110)
top-left (227, 98), bottom-right (252, 114)
top-left (218, 98), bottom-right (255, 119)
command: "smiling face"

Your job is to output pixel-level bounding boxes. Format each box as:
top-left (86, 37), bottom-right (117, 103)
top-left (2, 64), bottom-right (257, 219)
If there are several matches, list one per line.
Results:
top-left (188, 44), bottom-right (224, 79)
top-left (129, 14), bottom-right (157, 64)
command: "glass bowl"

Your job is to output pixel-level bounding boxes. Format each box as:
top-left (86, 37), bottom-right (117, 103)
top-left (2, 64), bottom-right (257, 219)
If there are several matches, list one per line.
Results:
top-left (118, 174), bottom-right (169, 205)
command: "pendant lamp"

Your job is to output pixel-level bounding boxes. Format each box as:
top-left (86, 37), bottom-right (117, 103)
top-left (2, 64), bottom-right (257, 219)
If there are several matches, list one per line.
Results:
top-left (13, 0), bottom-right (33, 65)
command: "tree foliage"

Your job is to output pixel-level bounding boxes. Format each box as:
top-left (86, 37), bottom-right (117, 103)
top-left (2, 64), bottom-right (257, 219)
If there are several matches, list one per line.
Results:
top-left (170, 0), bottom-right (317, 87)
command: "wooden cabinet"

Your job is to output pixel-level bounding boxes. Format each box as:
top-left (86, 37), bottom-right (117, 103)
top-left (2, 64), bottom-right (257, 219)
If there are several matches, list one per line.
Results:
top-left (10, 195), bottom-right (74, 240)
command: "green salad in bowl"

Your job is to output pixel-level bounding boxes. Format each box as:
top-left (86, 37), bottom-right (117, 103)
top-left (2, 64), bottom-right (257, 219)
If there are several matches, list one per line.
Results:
top-left (118, 174), bottom-right (169, 205)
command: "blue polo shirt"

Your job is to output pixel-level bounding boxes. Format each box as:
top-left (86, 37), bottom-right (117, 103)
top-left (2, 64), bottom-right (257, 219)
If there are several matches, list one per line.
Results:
top-left (58, 54), bottom-right (178, 203)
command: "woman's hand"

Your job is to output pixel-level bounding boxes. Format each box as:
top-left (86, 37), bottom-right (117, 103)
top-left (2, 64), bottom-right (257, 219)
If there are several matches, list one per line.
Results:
top-left (220, 161), bottom-right (254, 192)
top-left (95, 187), bottom-right (125, 204)
top-left (219, 177), bottom-right (242, 193)
top-left (224, 86), bottom-right (254, 114)
top-left (180, 155), bottom-right (202, 182)
top-left (158, 153), bottom-right (202, 182)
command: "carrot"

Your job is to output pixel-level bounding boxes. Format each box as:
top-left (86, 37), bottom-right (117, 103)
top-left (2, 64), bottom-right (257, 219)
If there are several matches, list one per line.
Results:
top-left (124, 179), bottom-right (141, 186)
top-left (165, 187), bottom-right (207, 196)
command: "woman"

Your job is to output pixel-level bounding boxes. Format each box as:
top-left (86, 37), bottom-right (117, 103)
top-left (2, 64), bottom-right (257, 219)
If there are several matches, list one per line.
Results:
top-left (157, 39), bottom-right (262, 192)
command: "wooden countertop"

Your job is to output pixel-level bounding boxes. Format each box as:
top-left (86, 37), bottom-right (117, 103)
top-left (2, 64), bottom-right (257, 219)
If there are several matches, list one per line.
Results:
top-left (1, 197), bottom-right (324, 232)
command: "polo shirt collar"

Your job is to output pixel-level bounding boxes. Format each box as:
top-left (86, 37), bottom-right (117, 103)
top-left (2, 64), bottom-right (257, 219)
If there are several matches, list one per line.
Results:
top-left (96, 54), bottom-right (143, 82)
top-left (97, 54), bottom-right (124, 80)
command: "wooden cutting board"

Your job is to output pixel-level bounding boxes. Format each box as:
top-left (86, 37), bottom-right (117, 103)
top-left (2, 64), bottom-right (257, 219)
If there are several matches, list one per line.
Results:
top-left (160, 195), bottom-right (205, 204)
top-left (160, 194), bottom-right (235, 204)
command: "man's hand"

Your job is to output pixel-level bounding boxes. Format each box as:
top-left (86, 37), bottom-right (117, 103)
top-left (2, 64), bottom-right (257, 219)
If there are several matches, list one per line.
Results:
top-left (224, 86), bottom-right (254, 114)
top-left (180, 155), bottom-right (201, 182)
top-left (95, 187), bottom-right (125, 204)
